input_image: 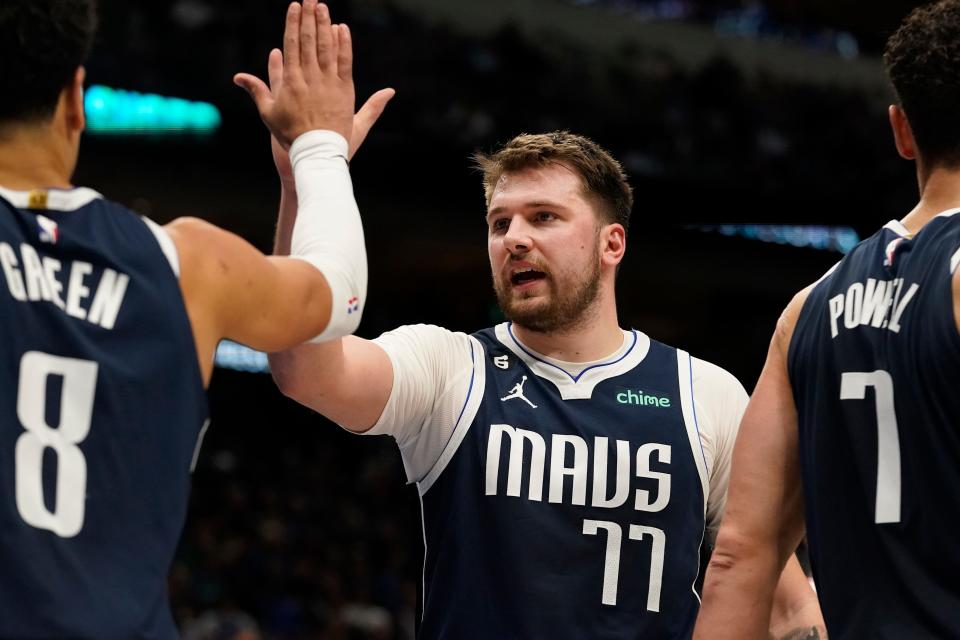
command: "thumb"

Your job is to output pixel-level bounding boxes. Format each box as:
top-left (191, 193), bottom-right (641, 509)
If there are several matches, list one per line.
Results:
top-left (233, 73), bottom-right (273, 114)
top-left (349, 88), bottom-right (396, 160)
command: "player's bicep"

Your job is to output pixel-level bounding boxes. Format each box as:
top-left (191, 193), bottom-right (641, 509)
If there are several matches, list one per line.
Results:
top-left (270, 336), bottom-right (395, 432)
top-left (172, 217), bottom-right (333, 353)
top-left (720, 333), bottom-right (804, 557)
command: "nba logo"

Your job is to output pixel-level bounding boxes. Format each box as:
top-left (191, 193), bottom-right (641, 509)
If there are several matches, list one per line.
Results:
top-left (36, 215), bottom-right (59, 244)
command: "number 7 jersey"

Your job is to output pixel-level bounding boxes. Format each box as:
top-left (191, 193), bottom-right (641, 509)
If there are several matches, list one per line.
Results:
top-left (788, 211), bottom-right (960, 638)
top-left (0, 187), bottom-right (207, 639)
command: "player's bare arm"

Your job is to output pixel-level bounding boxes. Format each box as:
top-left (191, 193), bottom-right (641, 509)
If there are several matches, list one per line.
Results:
top-left (693, 286), bottom-right (820, 640)
top-left (265, 98), bottom-right (396, 430)
top-left (165, 1), bottom-right (369, 385)
top-left (768, 554), bottom-right (826, 639)
top-left (266, 25), bottom-right (396, 432)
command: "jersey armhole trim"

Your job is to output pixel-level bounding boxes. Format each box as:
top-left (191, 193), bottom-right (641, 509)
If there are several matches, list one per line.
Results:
top-left (677, 350), bottom-right (710, 512)
top-left (417, 336), bottom-right (487, 495)
top-left (141, 217), bottom-right (180, 278)
top-left (677, 349), bottom-right (710, 605)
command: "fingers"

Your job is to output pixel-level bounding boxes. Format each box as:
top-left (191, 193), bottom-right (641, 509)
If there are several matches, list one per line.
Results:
top-left (300, 0), bottom-right (318, 71)
top-left (331, 20), bottom-right (340, 67)
top-left (337, 24), bottom-right (352, 82)
top-left (283, 2), bottom-right (301, 76)
top-left (233, 73), bottom-right (273, 114)
top-left (348, 88), bottom-right (396, 160)
top-left (267, 48), bottom-right (283, 92)
top-left (315, 3), bottom-right (335, 72)
top-left (357, 88), bottom-right (395, 125)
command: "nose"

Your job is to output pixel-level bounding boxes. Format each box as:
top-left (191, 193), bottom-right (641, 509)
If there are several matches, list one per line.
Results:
top-left (502, 217), bottom-right (531, 255)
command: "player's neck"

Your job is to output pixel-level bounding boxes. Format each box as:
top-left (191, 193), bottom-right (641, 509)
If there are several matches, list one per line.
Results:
top-left (902, 165), bottom-right (960, 234)
top-left (511, 300), bottom-right (623, 363)
top-left (0, 125), bottom-right (74, 191)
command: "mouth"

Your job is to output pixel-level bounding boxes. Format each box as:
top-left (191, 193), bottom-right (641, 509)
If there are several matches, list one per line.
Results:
top-left (509, 268), bottom-right (547, 289)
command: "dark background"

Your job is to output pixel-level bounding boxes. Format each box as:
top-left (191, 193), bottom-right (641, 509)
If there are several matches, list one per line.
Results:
top-left (71, 1), bottom-right (929, 637)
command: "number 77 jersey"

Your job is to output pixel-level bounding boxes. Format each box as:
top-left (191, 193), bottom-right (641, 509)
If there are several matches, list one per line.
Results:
top-left (788, 212), bottom-right (960, 638)
top-left (0, 188), bottom-right (207, 639)
top-left (412, 324), bottom-right (745, 639)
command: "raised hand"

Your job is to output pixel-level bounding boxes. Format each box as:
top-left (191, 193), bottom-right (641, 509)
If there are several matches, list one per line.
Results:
top-left (234, 1), bottom-right (355, 149)
top-left (270, 87), bottom-right (396, 189)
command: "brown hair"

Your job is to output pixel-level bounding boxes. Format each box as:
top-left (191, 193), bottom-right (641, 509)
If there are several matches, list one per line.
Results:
top-left (474, 131), bottom-right (633, 231)
top-left (884, 0), bottom-right (960, 169)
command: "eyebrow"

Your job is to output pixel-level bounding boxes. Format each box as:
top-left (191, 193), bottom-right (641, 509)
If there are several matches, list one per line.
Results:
top-left (486, 201), bottom-right (569, 220)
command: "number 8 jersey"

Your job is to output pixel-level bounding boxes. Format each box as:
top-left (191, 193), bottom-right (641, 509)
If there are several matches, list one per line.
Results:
top-left (363, 322), bottom-right (748, 639)
top-left (788, 211), bottom-right (960, 638)
top-left (0, 187), bottom-right (207, 639)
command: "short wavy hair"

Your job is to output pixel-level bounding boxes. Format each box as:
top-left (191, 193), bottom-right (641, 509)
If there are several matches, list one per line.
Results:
top-left (474, 131), bottom-right (634, 232)
top-left (0, 0), bottom-right (98, 125)
top-left (884, 0), bottom-right (960, 168)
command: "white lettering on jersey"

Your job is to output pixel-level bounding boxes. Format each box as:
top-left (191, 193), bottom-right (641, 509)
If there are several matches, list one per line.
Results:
top-left (827, 277), bottom-right (919, 338)
top-left (549, 435), bottom-right (589, 505)
top-left (0, 242), bottom-right (130, 330)
top-left (486, 424), bottom-right (672, 512)
top-left (485, 424), bottom-right (546, 501)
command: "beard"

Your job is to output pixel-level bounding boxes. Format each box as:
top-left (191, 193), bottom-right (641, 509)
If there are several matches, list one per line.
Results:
top-left (493, 246), bottom-right (602, 334)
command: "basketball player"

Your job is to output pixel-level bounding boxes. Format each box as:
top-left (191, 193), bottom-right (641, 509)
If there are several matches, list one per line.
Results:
top-left (267, 127), bottom-right (823, 636)
top-left (694, 2), bottom-right (960, 637)
top-left (0, 1), bottom-right (391, 636)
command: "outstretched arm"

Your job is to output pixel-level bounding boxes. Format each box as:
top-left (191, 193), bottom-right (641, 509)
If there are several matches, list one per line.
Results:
top-left (168, 1), bottom-right (375, 384)
top-left (263, 20), bottom-right (397, 431)
top-left (266, 94), bottom-right (395, 430)
top-left (694, 289), bottom-right (820, 639)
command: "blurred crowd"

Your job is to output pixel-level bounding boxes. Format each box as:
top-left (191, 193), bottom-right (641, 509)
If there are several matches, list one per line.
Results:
top-left (88, 0), bottom-right (912, 229)
top-left (173, 373), bottom-right (420, 640)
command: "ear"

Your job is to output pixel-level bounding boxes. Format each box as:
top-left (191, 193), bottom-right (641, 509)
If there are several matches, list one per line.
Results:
top-left (600, 223), bottom-right (626, 269)
top-left (889, 105), bottom-right (916, 161)
top-left (64, 66), bottom-right (86, 134)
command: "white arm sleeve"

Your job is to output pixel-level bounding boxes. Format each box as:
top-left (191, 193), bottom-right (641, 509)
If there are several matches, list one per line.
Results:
top-left (288, 130), bottom-right (367, 342)
top-left (690, 356), bottom-right (750, 546)
top-left (364, 325), bottom-right (477, 483)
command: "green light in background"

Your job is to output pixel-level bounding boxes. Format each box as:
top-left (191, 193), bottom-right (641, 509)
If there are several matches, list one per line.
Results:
top-left (85, 85), bottom-right (221, 135)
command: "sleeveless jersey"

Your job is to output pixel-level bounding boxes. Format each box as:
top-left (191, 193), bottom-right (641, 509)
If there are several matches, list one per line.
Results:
top-left (417, 324), bottom-right (710, 639)
top-left (788, 213), bottom-right (960, 638)
top-left (0, 188), bottom-right (207, 639)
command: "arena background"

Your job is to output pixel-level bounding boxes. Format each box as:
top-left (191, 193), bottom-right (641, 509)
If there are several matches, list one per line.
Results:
top-left (75, 0), bottom-right (926, 637)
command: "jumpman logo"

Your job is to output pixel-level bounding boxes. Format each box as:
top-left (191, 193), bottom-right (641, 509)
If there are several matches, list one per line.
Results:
top-left (501, 375), bottom-right (537, 409)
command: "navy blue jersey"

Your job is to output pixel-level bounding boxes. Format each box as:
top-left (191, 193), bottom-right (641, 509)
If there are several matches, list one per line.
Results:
top-left (788, 214), bottom-right (960, 638)
top-left (0, 187), bottom-right (207, 639)
top-left (418, 325), bottom-right (710, 639)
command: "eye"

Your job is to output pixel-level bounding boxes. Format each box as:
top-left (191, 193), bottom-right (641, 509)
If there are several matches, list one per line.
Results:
top-left (489, 217), bottom-right (509, 233)
top-left (534, 211), bottom-right (556, 223)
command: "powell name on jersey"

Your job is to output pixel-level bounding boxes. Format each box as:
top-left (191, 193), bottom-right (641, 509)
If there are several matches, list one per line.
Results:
top-left (789, 213), bottom-right (960, 638)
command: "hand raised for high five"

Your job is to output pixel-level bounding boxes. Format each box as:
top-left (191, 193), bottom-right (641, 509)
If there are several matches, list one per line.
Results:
top-left (234, 0), bottom-right (356, 148)
top-left (269, 87), bottom-right (395, 190)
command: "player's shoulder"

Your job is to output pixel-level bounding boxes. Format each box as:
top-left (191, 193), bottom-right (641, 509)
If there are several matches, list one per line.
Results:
top-left (639, 333), bottom-right (746, 397)
top-left (163, 217), bottom-right (242, 282)
top-left (163, 216), bottom-right (223, 251)
top-left (373, 324), bottom-right (475, 357)
top-left (689, 354), bottom-right (748, 399)
top-left (376, 323), bottom-right (470, 342)
top-left (774, 280), bottom-right (823, 352)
